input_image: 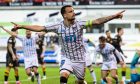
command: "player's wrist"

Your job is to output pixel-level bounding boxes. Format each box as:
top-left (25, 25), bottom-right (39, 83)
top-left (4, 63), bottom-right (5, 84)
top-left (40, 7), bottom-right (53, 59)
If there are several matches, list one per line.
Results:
top-left (41, 54), bottom-right (44, 57)
top-left (19, 25), bottom-right (24, 29)
top-left (112, 14), bottom-right (117, 19)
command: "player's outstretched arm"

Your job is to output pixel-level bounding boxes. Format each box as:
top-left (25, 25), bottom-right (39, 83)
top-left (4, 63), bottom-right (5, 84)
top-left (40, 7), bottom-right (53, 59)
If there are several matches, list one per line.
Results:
top-left (0, 26), bottom-right (17, 37)
top-left (92, 10), bottom-right (125, 25)
top-left (11, 22), bottom-right (45, 32)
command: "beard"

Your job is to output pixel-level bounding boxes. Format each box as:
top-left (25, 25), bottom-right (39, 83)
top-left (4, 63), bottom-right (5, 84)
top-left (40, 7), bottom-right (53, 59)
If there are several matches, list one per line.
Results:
top-left (71, 16), bottom-right (75, 20)
top-left (26, 34), bottom-right (31, 39)
top-left (68, 17), bottom-right (75, 23)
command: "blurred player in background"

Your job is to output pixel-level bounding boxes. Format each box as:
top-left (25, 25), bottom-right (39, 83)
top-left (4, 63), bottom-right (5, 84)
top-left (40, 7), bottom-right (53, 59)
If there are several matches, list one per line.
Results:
top-left (113, 27), bottom-right (127, 82)
top-left (129, 51), bottom-right (140, 84)
top-left (95, 36), bottom-right (124, 84)
top-left (11, 5), bottom-right (124, 84)
top-left (120, 50), bottom-right (140, 84)
top-left (36, 31), bottom-right (46, 80)
top-left (114, 27), bottom-right (126, 58)
top-left (84, 39), bottom-right (97, 84)
top-left (3, 28), bottom-right (20, 84)
top-left (105, 30), bottom-right (113, 44)
top-left (1, 26), bottom-right (41, 84)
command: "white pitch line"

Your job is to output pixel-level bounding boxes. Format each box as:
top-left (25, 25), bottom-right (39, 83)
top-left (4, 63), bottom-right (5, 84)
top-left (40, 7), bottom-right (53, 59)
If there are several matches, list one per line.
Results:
top-left (0, 76), bottom-right (60, 83)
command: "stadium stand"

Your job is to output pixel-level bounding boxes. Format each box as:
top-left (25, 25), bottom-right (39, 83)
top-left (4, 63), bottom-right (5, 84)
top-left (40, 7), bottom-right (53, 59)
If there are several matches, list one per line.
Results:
top-left (0, 0), bottom-right (140, 6)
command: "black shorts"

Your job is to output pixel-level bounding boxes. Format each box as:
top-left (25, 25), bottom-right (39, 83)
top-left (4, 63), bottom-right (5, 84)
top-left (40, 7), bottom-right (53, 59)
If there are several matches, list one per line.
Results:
top-left (6, 53), bottom-right (19, 67)
top-left (36, 49), bottom-right (44, 64)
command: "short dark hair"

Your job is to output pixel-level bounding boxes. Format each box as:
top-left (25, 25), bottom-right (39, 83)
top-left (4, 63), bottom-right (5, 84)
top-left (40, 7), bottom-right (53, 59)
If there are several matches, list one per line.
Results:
top-left (105, 30), bottom-right (110, 34)
top-left (99, 36), bottom-right (106, 42)
top-left (117, 27), bottom-right (122, 33)
top-left (11, 28), bottom-right (17, 31)
top-left (60, 5), bottom-right (72, 17)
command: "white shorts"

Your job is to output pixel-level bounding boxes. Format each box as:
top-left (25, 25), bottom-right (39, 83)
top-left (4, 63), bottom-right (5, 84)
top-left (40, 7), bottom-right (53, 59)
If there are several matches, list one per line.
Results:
top-left (85, 53), bottom-right (92, 67)
top-left (101, 61), bottom-right (117, 70)
top-left (24, 55), bottom-right (39, 69)
top-left (60, 58), bottom-right (86, 80)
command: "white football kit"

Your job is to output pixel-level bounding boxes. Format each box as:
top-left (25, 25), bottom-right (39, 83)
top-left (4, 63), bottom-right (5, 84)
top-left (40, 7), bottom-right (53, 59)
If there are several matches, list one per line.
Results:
top-left (17, 35), bottom-right (39, 69)
top-left (44, 20), bottom-right (91, 79)
top-left (95, 43), bottom-right (122, 70)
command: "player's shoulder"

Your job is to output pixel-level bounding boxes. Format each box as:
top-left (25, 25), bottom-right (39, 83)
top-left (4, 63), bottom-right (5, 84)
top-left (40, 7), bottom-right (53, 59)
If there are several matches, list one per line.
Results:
top-left (95, 44), bottom-right (100, 50)
top-left (8, 37), bottom-right (14, 43)
top-left (76, 20), bottom-right (86, 22)
top-left (106, 43), bottom-right (114, 48)
top-left (106, 43), bottom-right (112, 48)
top-left (8, 37), bottom-right (13, 40)
top-left (76, 20), bottom-right (87, 24)
top-left (106, 43), bottom-right (111, 46)
top-left (114, 34), bottom-right (120, 38)
top-left (55, 21), bottom-right (63, 26)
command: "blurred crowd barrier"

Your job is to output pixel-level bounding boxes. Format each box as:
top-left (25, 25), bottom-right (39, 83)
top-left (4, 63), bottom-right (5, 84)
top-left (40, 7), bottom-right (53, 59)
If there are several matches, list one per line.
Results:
top-left (0, 0), bottom-right (140, 6)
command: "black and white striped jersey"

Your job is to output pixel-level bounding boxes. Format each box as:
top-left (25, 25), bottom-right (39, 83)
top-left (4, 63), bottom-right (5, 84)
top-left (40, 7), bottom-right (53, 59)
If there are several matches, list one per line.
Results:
top-left (16, 35), bottom-right (38, 58)
top-left (44, 20), bottom-right (90, 62)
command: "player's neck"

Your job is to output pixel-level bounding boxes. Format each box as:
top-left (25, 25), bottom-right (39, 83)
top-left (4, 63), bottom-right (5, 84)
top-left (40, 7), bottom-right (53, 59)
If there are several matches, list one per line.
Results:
top-left (64, 19), bottom-right (74, 27)
top-left (11, 36), bottom-right (15, 38)
top-left (118, 33), bottom-right (121, 36)
top-left (108, 36), bottom-right (111, 38)
top-left (26, 36), bottom-right (31, 39)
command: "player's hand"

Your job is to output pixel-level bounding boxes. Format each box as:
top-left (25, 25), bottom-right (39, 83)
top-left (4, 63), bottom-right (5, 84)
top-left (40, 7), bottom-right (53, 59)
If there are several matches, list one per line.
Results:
top-left (40, 54), bottom-right (44, 59)
top-left (114, 10), bottom-right (125, 19)
top-left (12, 55), bottom-right (16, 61)
top-left (0, 26), bottom-right (4, 29)
top-left (96, 63), bottom-right (100, 66)
top-left (16, 55), bottom-right (19, 60)
top-left (119, 61), bottom-right (124, 65)
top-left (11, 22), bottom-right (23, 30)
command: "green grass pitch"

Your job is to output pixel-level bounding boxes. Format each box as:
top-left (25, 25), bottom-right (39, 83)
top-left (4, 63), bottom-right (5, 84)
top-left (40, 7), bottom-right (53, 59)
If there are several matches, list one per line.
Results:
top-left (0, 65), bottom-right (134, 84)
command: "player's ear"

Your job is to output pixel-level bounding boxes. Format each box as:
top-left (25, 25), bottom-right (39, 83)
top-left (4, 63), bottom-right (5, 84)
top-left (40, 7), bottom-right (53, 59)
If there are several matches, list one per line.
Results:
top-left (63, 14), bottom-right (66, 18)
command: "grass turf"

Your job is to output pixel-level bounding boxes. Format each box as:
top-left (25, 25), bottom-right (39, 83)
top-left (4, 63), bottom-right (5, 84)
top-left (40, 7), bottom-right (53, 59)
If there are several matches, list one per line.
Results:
top-left (0, 65), bottom-right (133, 84)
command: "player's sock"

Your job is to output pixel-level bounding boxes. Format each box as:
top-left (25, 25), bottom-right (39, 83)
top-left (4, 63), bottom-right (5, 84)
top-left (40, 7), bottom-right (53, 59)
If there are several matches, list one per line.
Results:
top-left (4, 76), bottom-right (8, 82)
top-left (35, 72), bottom-right (39, 77)
top-left (35, 72), bottom-right (41, 84)
top-left (113, 77), bottom-right (119, 84)
top-left (42, 67), bottom-right (46, 76)
top-left (43, 71), bottom-right (46, 76)
top-left (4, 69), bottom-right (9, 81)
top-left (15, 76), bottom-right (19, 81)
top-left (60, 76), bottom-right (67, 84)
top-left (29, 72), bottom-right (34, 82)
top-left (90, 70), bottom-right (97, 82)
top-left (122, 67), bottom-right (126, 81)
top-left (15, 70), bottom-right (19, 81)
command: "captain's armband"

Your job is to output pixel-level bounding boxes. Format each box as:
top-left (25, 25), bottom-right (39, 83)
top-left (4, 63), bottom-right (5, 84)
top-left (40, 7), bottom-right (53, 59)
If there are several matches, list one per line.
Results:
top-left (86, 20), bottom-right (93, 28)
